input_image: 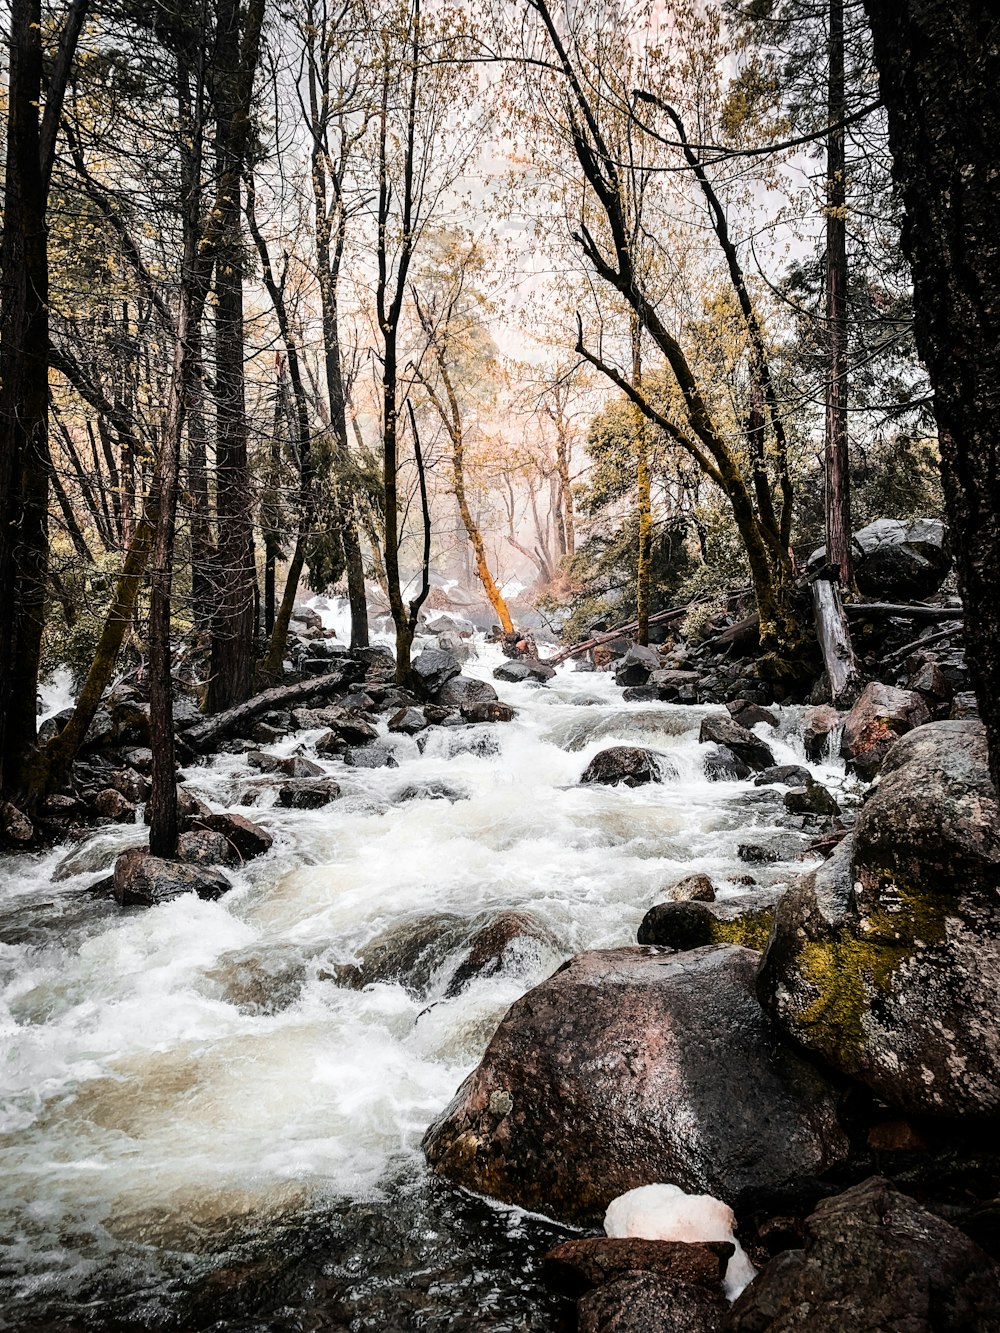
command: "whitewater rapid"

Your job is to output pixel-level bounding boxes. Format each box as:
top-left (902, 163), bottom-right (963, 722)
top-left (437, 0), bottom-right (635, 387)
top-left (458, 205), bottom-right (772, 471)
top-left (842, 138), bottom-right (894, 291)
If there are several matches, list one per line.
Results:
top-left (0, 616), bottom-right (846, 1329)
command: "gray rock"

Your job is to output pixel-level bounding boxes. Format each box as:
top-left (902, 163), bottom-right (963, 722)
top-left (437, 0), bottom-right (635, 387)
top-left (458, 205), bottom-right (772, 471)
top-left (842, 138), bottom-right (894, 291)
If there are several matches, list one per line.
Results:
top-left (724, 1176), bottom-right (1000, 1332)
top-left (754, 765), bottom-right (812, 787)
top-left (177, 829), bottom-right (236, 866)
top-left (387, 706), bottom-right (429, 735)
top-left (411, 648), bottom-right (462, 695)
top-left (493, 659), bottom-right (557, 684)
top-left (581, 746), bottom-right (669, 787)
top-left (277, 777), bottom-right (343, 808)
top-left (1, 802), bottom-right (34, 846)
top-left (191, 812), bottom-right (273, 862)
top-left (461, 700), bottom-right (516, 724)
top-left (784, 779), bottom-right (841, 817)
top-left (422, 945), bottom-right (847, 1224)
top-left (703, 745), bottom-right (752, 782)
top-left (664, 873), bottom-right (717, 903)
top-left (92, 788), bottom-right (136, 821)
top-left (802, 706), bottom-right (841, 763)
top-left (343, 742), bottom-right (398, 769)
top-left (851, 517), bottom-right (951, 600)
top-left (699, 716), bottom-right (775, 771)
top-left (434, 674), bottom-right (499, 708)
top-left (615, 643), bottom-right (661, 687)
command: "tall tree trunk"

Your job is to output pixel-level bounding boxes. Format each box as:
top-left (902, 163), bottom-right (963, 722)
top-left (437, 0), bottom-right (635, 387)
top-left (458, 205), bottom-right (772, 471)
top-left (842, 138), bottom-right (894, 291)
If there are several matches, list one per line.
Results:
top-left (206, 0), bottom-right (257, 712)
top-left (186, 319), bottom-right (213, 618)
top-left (862, 0), bottom-right (1000, 792)
top-left (825, 0), bottom-right (852, 586)
top-left (632, 316), bottom-right (652, 646)
top-left (0, 0), bottom-right (89, 799)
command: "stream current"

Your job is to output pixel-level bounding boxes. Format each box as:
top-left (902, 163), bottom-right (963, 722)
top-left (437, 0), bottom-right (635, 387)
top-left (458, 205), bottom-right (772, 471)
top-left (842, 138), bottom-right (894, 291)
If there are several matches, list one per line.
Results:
top-left (0, 613), bottom-right (846, 1331)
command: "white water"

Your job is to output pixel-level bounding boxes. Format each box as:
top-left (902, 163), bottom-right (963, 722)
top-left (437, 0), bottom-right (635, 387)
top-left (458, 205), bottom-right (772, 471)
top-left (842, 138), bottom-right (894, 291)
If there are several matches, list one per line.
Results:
top-left (1, 626), bottom-right (847, 1325)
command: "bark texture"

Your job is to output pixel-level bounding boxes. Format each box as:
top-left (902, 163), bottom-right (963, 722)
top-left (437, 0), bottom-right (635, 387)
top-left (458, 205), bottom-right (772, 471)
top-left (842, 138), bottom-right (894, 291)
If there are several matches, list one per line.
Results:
top-left (862, 0), bottom-right (1000, 792)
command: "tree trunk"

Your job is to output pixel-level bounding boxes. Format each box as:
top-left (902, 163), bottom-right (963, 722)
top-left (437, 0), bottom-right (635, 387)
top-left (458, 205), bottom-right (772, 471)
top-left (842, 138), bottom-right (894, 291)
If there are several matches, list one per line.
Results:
top-left (825, 0), bottom-right (853, 586)
top-left (862, 0), bottom-right (1000, 792)
top-left (632, 316), bottom-right (652, 646)
top-left (812, 575), bottom-right (860, 705)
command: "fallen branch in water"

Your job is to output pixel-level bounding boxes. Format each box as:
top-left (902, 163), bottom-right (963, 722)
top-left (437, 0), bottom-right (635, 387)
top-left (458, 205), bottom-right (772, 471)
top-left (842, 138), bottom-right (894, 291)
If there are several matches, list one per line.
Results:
top-left (846, 601), bottom-right (963, 622)
top-left (179, 669), bottom-right (353, 755)
top-left (545, 588), bottom-right (752, 666)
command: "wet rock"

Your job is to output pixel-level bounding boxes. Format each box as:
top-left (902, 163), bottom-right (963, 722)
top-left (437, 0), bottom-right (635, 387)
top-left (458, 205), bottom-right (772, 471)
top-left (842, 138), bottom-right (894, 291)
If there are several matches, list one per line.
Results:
top-left (492, 659), bottom-right (556, 684)
top-left (110, 697), bottom-right (151, 745)
top-left (581, 746), bottom-right (668, 787)
top-left (759, 726), bottom-right (1000, 1115)
top-left (112, 848), bottom-right (231, 906)
top-left (728, 700), bottom-right (779, 730)
top-left (444, 910), bottom-right (562, 998)
top-left (637, 891), bottom-right (781, 953)
top-left (615, 644), bottom-right (661, 687)
top-left (840, 682), bottom-right (930, 780)
top-left (579, 1273), bottom-right (728, 1333)
top-left (908, 660), bottom-right (952, 701)
top-left (277, 777), bottom-right (343, 809)
top-left (461, 700), bottom-right (516, 724)
top-left (252, 721), bottom-right (286, 745)
top-left (388, 706), bottom-right (429, 735)
top-left (1, 802), bottom-right (34, 846)
top-left (422, 945), bottom-right (847, 1225)
top-left (802, 706), bottom-right (841, 763)
top-left (434, 675), bottom-right (499, 708)
top-left (698, 716), bottom-right (775, 772)
top-left (444, 729), bottom-right (501, 759)
top-left (314, 715), bottom-right (379, 751)
top-left (249, 752), bottom-right (326, 778)
top-left (394, 780), bottom-right (469, 803)
top-left (337, 913), bottom-right (468, 994)
top-left (783, 780), bottom-right (840, 817)
top-left (738, 843), bottom-right (779, 865)
top-left (204, 945), bottom-right (308, 1016)
top-left (543, 1237), bottom-right (733, 1297)
top-left (411, 648), bottom-right (463, 695)
top-left (622, 685), bottom-right (662, 703)
top-left (664, 873), bottom-right (716, 903)
top-left (91, 788), bottom-right (136, 822)
top-left (724, 1176), bottom-right (1000, 1332)
top-left (108, 766), bottom-right (150, 802)
top-left (177, 829), bottom-right (236, 866)
top-left (850, 517), bottom-right (951, 600)
top-left (344, 742), bottom-right (398, 769)
top-left (192, 812), bottom-right (273, 862)
top-left (754, 765), bottom-right (811, 788)
top-left (950, 690), bottom-right (980, 719)
top-left (177, 787), bottom-right (213, 823)
top-left (703, 745), bottom-right (752, 782)
top-left (648, 669), bottom-right (701, 702)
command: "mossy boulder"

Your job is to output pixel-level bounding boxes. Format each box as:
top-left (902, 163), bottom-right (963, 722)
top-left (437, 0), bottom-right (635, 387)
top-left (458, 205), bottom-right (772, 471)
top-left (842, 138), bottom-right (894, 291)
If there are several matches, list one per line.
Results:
top-left (758, 721), bottom-right (1000, 1116)
top-left (423, 945), bottom-right (848, 1225)
top-left (637, 891), bottom-right (781, 953)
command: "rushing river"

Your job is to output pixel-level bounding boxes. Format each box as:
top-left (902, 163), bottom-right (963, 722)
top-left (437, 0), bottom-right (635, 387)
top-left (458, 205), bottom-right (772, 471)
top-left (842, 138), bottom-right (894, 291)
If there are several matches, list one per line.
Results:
top-left (0, 615), bottom-right (846, 1331)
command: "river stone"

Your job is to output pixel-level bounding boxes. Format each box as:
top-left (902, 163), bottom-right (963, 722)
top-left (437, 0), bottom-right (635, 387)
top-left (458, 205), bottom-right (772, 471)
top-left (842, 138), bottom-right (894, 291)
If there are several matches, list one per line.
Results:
top-left (92, 787), bottom-right (136, 821)
top-left (728, 700), bottom-right (779, 730)
top-left (112, 848), bottom-right (231, 907)
top-left (753, 764), bottom-right (811, 788)
top-left (758, 722), bottom-right (1000, 1116)
top-left (637, 892), bottom-right (781, 953)
top-left (338, 913), bottom-right (468, 994)
top-left (579, 1272), bottom-right (728, 1333)
top-left (461, 700), bottom-right (516, 724)
top-left (703, 745), bottom-right (751, 782)
top-left (343, 742), bottom-right (398, 769)
top-left (411, 648), bottom-right (463, 695)
top-left (581, 746), bottom-right (670, 787)
top-left (387, 706), bottom-right (428, 735)
top-left (840, 682), bottom-right (930, 780)
top-left (664, 873), bottom-right (717, 903)
top-left (649, 668), bottom-right (701, 701)
top-left (544, 1237), bottom-right (733, 1297)
top-left (192, 812), bottom-right (273, 862)
top-left (493, 659), bottom-right (556, 684)
top-left (698, 716), bottom-right (775, 771)
top-left (802, 706), bottom-right (841, 763)
top-left (1, 801), bottom-right (34, 846)
top-left (434, 674), bottom-right (499, 708)
top-left (277, 777), bottom-right (343, 809)
top-left (850, 517), bottom-right (951, 600)
top-left (724, 1176), bottom-right (1000, 1332)
top-left (422, 945), bottom-right (847, 1225)
top-left (177, 829), bottom-right (236, 867)
top-left (615, 644), bottom-right (661, 687)
top-left (783, 779), bottom-right (840, 817)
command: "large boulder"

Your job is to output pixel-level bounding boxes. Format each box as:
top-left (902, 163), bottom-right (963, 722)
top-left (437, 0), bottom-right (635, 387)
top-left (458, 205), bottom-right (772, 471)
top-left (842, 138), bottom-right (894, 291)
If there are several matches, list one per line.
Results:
top-left (112, 848), bottom-right (231, 907)
top-left (493, 659), bottom-right (557, 684)
top-left (443, 909), bottom-right (562, 998)
top-left (192, 812), bottom-right (273, 862)
top-left (615, 644), bottom-right (661, 687)
top-left (851, 517), bottom-right (951, 600)
top-left (839, 681), bottom-right (930, 779)
top-left (724, 1176), bottom-right (1000, 1332)
top-left (434, 674), bottom-right (499, 708)
top-left (411, 648), bottom-right (462, 695)
top-left (422, 945), bottom-right (848, 1225)
top-left (802, 706), bottom-right (841, 763)
top-left (699, 716), bottom-right (775, 772)
top-left (758, 722), bottom-right (1000, 1116)
top-left (581, 746), bottom-right (670, 787)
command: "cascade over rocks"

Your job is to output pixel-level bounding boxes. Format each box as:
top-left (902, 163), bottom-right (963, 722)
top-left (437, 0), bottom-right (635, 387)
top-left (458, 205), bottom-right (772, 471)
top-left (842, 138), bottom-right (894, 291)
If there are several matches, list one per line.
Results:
top-left (724, 1176), bottom-right (1000, 1332)
top-left (703, 745), bottom-right (752, 782)
top-left (758, 721), bottom-right (1000, 1116)
top-left (840, 681), bottom-right (930, 779)
top-left (581, 746), bottom-right (671, 787)
top-left (422, 945), bottom-right (848, 1225)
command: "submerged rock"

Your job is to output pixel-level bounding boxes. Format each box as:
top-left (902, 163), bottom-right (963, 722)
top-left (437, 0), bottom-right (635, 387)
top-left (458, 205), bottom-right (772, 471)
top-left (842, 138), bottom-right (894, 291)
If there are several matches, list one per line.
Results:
top-left (758, 722), bottom-right (1000, 1116)
top-left (725, 1176), bottom-right (1000, 1332)
top-left (443, 909), bottom-right (561, 998)
top-left (581, 746), bottom-right (670, 787)
top-left (422, 945), bottom-right (847, 1225)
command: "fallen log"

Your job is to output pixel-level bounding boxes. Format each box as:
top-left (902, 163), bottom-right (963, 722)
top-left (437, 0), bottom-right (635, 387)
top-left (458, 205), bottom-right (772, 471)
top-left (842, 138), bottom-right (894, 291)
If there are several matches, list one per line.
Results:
top-left (545, 588), bottom-right (752, 667)
top-left (846, 602), bottom-right (963, 622)
top-left (179, 669), bottom-right (351, 754)
top-left (812, 578), bottom-right (860, 706)
top-left (883, 624), bottom-right (963, 668)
